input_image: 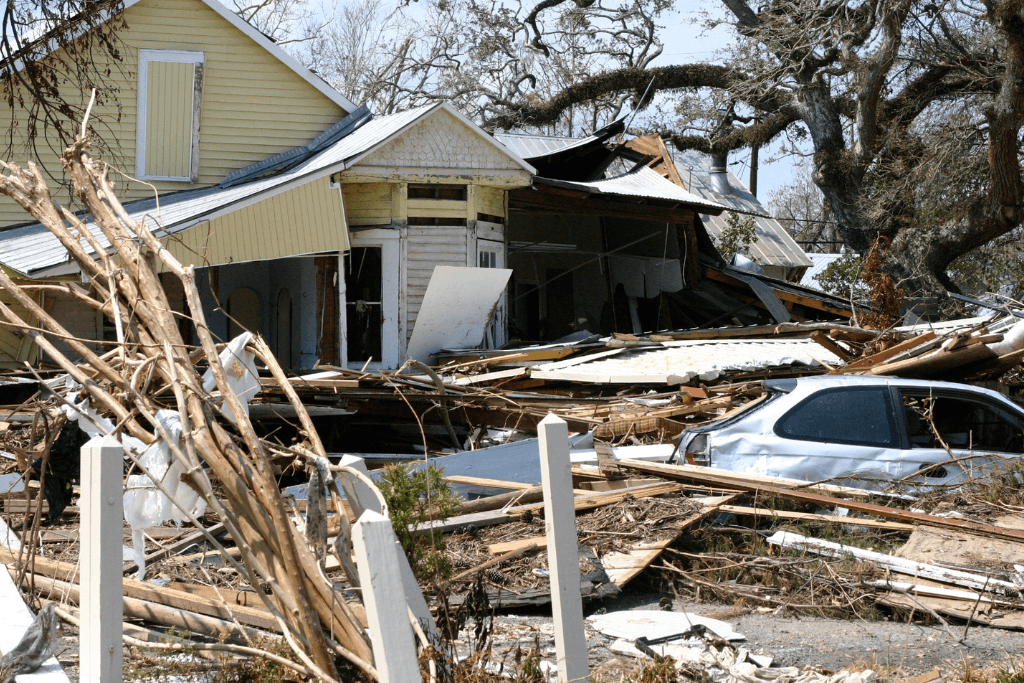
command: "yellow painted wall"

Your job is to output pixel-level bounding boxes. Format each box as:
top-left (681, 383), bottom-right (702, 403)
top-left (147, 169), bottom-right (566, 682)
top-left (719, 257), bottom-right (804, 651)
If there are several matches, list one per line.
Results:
top-left (476, 186), bottom-right (506, 218)
top-left (0, 0), bottom-right (349, 228)
top-left (341, 183), bottom-right (392, 226)
top-left (164, 176), bottom-right (348, 267)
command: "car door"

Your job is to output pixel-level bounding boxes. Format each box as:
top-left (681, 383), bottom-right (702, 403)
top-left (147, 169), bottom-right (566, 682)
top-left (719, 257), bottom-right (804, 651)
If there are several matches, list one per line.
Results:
top-left (896, 387), bottom-right (1024, 486)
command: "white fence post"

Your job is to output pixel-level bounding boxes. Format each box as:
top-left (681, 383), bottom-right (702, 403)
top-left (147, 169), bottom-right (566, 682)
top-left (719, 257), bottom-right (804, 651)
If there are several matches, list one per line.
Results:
top-left (339, 454), bottom-right (439, 642)
top-left (352, 510), bottom-right (420, 683)
top-left (538, 414), bottom-right (589, 683)
top-left (80, 435), bottom-right (124, 683)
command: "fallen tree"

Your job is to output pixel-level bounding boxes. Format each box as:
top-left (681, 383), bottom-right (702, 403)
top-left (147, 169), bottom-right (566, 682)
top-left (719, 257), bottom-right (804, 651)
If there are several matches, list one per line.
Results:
top-left (0, 129), bottom-right (376, 679)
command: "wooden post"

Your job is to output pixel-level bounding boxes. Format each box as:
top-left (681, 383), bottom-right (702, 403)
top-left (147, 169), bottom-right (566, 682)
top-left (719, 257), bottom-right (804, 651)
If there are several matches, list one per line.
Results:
top-left (338, 455), bottom-right (438, 641)
top-left (538, 414), bottom-right (589, 683)
top-left (80, 435), bottom-right (124, 682)
top-left (352, 510), bottom-right (420, 683)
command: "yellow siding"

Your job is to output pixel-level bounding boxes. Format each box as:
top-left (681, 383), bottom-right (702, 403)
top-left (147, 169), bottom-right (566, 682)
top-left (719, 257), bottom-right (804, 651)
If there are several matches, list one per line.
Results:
top-left (146, 61), bottom-right (194, 178)
top-left (0, 0), bottom-right (349, 228)
top-left (405, 226), bottom-right (469, 345)
top-left (476, 186), bottom-right (506, 218)
top-left (341, 183), bottom-right (392, 226)
top-left (407, 199), bottom-right (467, 219)
top-left (163, 176), bottom-right (348, 267)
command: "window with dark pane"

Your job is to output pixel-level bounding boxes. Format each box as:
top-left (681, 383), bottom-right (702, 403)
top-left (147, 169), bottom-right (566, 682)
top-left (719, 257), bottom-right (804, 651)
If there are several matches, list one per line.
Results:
top-left (345, 247), bottom-right (383, 363)
top-left (777, 387), bottom-right (896, 447)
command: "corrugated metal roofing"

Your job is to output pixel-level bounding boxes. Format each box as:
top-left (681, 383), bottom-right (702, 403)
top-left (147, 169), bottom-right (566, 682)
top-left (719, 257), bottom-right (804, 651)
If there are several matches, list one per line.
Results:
top-left (0, 104), bottom-right (445, 277)
top-left (530, 337), bottom-right (840, 384)
top-left (673, 150), bottom-right (812, 269)
top-left (491, 133), bottom-right (584, 159)
top-left (537, 166), bottom-right (725, 213)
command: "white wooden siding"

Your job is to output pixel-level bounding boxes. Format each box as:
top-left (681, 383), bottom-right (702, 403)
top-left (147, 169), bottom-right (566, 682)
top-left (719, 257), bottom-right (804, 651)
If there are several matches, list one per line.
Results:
top-left (404, 226), bottom-right (469, 346)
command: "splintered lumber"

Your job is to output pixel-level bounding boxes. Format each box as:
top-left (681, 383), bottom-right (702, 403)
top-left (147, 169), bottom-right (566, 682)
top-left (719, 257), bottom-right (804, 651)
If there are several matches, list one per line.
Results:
top-left (810, 331), bottom-right (855, 362)
top-left (488, 536), bottom-right (548, 555)
top-left (516, 480), bottom-right (683, 514)
top-left (123, 522), bottom-right (227, 574)
top-left (602, 493), bottom-right (738, 588)
top-left (617, 460), bottom-right (1024, 543)
top-left (0, 549), bottom-right (280, 632)
top-left (451, 543), bottom-right (539, 582)
top-left (718, 505), bottom-right (915, 531)
top-left (864, 342), bottom-right (995, 377)
top-left (442, 475), bottom-right (535, 490)
top-left (453, 486), bottom-right (545, 515)
top-left (841, 331), bottom-right (937, 372)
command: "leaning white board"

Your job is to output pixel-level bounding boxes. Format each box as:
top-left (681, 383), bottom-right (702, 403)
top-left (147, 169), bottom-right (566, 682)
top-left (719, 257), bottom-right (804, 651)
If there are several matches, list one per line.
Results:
top-left (406, 266), bottom-right (512, 363)
top-left (0, 564), bottom-right (70, 683)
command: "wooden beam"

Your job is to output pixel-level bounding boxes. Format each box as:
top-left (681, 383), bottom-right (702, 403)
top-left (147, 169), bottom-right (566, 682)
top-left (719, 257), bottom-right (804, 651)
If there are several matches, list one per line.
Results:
top-left (617, 459), bottom-right (1024, 543)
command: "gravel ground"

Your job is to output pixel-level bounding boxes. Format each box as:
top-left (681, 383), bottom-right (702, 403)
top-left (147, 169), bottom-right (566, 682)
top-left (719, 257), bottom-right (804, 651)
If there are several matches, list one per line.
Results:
top-left (476, 588), bottom-right (1024, 681)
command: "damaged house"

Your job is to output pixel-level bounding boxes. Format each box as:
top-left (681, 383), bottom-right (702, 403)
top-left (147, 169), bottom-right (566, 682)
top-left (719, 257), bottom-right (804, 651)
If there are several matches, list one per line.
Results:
top-left (0, 0), bottom-right (534, 371)
top-left (495, 127), bottom-right (852, 343)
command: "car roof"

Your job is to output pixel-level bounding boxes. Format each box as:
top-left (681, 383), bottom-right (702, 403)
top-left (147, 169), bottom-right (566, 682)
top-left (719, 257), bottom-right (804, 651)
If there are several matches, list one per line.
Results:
top-left (784, 374), bottom-right (1012, 404)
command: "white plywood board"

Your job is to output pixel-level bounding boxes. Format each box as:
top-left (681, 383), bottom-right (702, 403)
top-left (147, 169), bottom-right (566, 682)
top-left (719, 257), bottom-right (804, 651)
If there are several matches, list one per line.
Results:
top-left (406, 266), bottom-right (512, 363)
top-left (0, 566), bottom-right (70, 683)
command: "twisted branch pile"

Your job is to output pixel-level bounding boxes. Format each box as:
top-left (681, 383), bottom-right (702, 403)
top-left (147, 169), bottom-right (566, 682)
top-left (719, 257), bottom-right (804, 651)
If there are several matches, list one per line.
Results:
top-left (0, 136), bottom-right (374, 679)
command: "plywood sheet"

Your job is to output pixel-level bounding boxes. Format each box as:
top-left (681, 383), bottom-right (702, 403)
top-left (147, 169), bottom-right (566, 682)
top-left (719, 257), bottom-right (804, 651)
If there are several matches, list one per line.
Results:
top-left (406, 266), bottom-right (511, 363)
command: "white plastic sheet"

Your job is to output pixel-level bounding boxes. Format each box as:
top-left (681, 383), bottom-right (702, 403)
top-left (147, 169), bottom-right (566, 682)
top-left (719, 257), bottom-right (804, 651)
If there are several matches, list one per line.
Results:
top-left (202, 331), bottom-right (260, 424)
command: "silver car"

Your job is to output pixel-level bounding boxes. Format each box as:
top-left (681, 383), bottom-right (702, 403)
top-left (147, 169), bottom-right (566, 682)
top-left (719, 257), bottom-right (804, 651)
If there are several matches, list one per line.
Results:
top-left (674, 375), bottom-right (1024, 489)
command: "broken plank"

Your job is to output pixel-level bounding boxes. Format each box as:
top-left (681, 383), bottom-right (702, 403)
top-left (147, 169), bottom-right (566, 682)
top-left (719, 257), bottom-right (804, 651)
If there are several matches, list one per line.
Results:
top-left (515, 481), bottom-right (682, 514)
top-left (841, 332), bottom-right (936, 371)
top-left (602, 494), bottom-right (738, 588)
top-left (442, 475), bottom-right (535, 490)
top-left (617, 460), bottom-right (1024, 544)
top-left (124, 522), bottom-right (227, 574)
top-left (451, 543), bottom-right (540, 582)
top-left (718, 505), bottom-right (915, 530)
top-left (488, 536), bottom-right (547, 555)
top-left (4, 551), bottom-right (280, 633)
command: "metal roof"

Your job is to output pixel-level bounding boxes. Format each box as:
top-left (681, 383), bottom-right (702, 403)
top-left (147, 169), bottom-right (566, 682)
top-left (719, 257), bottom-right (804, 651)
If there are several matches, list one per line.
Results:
top-left (530, 337), bottom-right (840, 384)
top-left (0, 103), bottom-right (479, 277)
top-left (672, 150), bottom-right (812, 269)
top-left (535, 166), bottom-right (726, 213)
top-left (491, 133), bottom-right (583, 159)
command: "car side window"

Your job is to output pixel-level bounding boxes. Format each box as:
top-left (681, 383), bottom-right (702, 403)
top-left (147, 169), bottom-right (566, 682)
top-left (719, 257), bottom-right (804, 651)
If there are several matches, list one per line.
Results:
top-left (901, 392), bottom-right (1024, 453)
top-left (776, 387), bottom-right (896, 447)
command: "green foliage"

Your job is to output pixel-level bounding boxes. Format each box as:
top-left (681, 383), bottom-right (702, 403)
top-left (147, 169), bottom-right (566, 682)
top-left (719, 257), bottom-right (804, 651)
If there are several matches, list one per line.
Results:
top-left (716, 212), bottom-right (758, 262)
top-left (377, 462), bottom-right (461, 581)
top-left (815, 253), bottom-right (866, 299)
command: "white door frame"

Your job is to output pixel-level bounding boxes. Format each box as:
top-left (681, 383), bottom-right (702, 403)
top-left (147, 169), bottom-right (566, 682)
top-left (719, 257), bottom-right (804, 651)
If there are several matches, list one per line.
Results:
top-left (342, 229), bottom-right (400, 370)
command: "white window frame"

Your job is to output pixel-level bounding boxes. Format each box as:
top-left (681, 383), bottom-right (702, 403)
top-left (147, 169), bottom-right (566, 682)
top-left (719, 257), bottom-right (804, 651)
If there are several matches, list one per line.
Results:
top-left (136, 49), bottom-right (205, 182)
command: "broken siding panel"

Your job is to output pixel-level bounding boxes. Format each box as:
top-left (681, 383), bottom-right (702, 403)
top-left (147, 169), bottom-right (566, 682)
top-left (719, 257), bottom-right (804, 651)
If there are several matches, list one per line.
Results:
top-left (165, 176), bottom-right (347, 267)
top-left (0, 0), bottom-right (348, 228)
top-left (341, 183), bottom-right (392, 225)
top-left (407, 199), bottom-right (467, 219)
top-left (476, 186), bottom-right (506, 218)
top-left (146, 60), bottom-right (194, 178)
top-left (405, 227), bottom-right (468, 345)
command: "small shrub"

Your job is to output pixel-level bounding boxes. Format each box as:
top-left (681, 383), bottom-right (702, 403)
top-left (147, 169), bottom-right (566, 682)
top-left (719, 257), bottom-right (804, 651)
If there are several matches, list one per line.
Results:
top-left (716, 212), bottom-right (758, 261)
top-left (377, 462), bottom-right (461, 581)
